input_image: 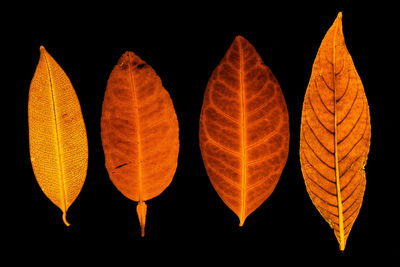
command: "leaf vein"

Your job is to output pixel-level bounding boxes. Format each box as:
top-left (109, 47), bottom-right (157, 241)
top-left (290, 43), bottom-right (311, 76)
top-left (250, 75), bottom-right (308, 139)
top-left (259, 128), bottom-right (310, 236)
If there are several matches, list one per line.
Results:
top-left (338, 110), bottom-right (369, 164)
top-left (338, 81), bottom-right (359, 126)
top-left (308, 92), bottom-right (334, 135)
top-left (314, 79), bottom-right (334, 115)
top-left (304, 116), bottom-right (334, 155)
top-left (342, 177), bottom-right (363, 205)
top-left (246, 110), bottom-right (282, 150)
top-left (336, 70), bottom-right (351, 103)
top-left (301, 149), bottom-right (335, 185)
top-left (209, 95), bottom-right (240, 124)
top-left (338, 96), bottom-right (365, 145)
top-left (303, 131), bottom-right (335, 170)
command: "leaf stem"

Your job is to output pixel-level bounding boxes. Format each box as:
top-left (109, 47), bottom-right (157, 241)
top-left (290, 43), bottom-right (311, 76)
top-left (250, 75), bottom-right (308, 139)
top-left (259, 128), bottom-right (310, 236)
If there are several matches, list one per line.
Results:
top-left (136, 201), bottom-right (147, 237)
top-left (62, 211), bottom-right (70, 227)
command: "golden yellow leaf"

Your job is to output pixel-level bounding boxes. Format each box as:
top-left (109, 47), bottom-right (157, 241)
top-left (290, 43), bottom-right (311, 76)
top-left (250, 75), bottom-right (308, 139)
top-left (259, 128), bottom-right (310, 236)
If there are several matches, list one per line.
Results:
top-left (300, 12), bottom-right (371, 250)
top-left (28, 46), bottom-right (88, 226)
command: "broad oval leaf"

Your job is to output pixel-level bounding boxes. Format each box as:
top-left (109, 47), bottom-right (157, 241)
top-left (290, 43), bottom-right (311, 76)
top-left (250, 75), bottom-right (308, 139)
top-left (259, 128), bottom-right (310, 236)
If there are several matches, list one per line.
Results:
top-left (28, 46), bottom-right (88, 226)
top-left (199, 36), bottom-right (289, 226)
top-left (300, 12), bottom-right (371, 251)
top-left (101, 51), bottom-right (179, 237)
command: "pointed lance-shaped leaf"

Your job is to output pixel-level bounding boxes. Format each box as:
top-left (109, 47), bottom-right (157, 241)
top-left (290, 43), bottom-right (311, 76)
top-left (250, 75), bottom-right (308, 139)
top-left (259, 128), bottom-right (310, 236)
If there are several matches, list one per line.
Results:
top-left (28, 46), bottom-right (88, 226)
top-left (300, 12), bottom-right (371, 251)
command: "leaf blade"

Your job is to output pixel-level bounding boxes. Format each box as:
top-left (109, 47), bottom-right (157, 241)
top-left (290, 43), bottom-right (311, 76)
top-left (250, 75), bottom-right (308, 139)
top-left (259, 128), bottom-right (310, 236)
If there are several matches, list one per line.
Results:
top-left (28, 46), bottom-right (88, 226)
top-left (101, 51), bottom-right (179, 236)
top-left (199, 36), bottom-right (290, 225)
top-left (300, 12), bottom-right (371, 250)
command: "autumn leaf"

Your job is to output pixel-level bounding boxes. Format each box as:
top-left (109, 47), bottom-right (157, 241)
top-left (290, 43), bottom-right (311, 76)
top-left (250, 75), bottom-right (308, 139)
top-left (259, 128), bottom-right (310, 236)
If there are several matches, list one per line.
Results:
top-left (101, 51), bottom-right (179, 237)
top-left (28, 46), bottom-right (88, 226)
top-left (300, 12), bottom-right (371, 251)
top-left (199, 36), bottom-right (289, 226)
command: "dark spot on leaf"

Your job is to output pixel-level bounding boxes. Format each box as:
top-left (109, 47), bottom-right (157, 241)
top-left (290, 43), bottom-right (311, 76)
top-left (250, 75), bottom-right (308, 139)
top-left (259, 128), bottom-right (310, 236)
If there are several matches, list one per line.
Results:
top-left (120, 62), bottom-right (128, 70)
top-left (115, 162), bottom-right (130, 169)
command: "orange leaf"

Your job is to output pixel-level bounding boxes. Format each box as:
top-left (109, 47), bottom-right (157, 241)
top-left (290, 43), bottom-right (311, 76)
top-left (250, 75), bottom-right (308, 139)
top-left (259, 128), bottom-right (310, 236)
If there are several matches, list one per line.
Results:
top-left (101, 51), bottom-right (179, 237)
top-left (28, 46), bottom-right (88, 226)
top-left (199, 36), bottom-right (289, 226)
top-left (300, 12), bottom-right (371, 251)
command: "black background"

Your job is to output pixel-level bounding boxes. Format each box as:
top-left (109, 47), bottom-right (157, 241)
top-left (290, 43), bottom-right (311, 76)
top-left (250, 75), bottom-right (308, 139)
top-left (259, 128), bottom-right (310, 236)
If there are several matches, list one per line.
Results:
top-left (9, 5), bottom-right (398, 265)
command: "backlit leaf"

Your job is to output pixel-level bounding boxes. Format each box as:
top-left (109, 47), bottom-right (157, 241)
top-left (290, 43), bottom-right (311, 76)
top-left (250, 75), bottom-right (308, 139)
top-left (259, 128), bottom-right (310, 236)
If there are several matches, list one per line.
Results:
top-left (101, 51), bottom-right (179, 237)
top-left (299, 12), bottom-right (371, 251)
top-left (28, 46), bottom-right (88, 226)
top-left (199, 36), bottom-right (290, 226)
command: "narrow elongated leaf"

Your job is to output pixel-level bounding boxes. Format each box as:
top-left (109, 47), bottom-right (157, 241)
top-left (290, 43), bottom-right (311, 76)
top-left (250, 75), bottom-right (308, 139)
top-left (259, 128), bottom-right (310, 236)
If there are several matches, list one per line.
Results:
top-left (199, 36), bottom-right (289, 226)
top-left (300, 12), bottom-right (371, 251)
top-left (28, 46), bottom-right (88, 226)
top-left (101, 51), bottom-right (179, 237)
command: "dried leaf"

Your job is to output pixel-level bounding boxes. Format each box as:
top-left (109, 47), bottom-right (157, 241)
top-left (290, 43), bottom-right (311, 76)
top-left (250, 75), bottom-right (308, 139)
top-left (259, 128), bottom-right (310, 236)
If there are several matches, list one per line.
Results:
top-left (101, 51), bottom-right (179, 237)
top-left (300, 12), bottom-right (371, 250)
top-left (199, 36), bottom-right (289, 226)
top-left (28, 46), bottom-right (88, 226)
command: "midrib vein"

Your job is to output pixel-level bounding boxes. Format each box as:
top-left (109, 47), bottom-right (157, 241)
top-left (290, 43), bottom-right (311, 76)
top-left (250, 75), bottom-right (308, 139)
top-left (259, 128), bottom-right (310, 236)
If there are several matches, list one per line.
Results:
top-left (332, 14), bottom-right (345, 250)
top-left (239, 42), bottom-right (247, 226)
top-left (43, 49), bottom-right (69, 225)
top-left (127, 55), bottom-right (144, 202)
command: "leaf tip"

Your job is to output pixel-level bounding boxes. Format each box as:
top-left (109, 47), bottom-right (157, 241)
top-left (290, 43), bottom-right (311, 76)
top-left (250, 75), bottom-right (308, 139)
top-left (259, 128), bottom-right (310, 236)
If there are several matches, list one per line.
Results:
top-left (339, 237), bottom-right (347, 251)
top-left (239, 216), bottom-right (246, 227)
top-left (234, 35), bottom-right (249, 45)
top-left (118, 51), bottom-right (144, 70)
top-left (234, 35), bottom-right (245, 41)
top-left (39, 45), bottom-right (46, 54)
top-left (121, 50), bottom-right (135, 59)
